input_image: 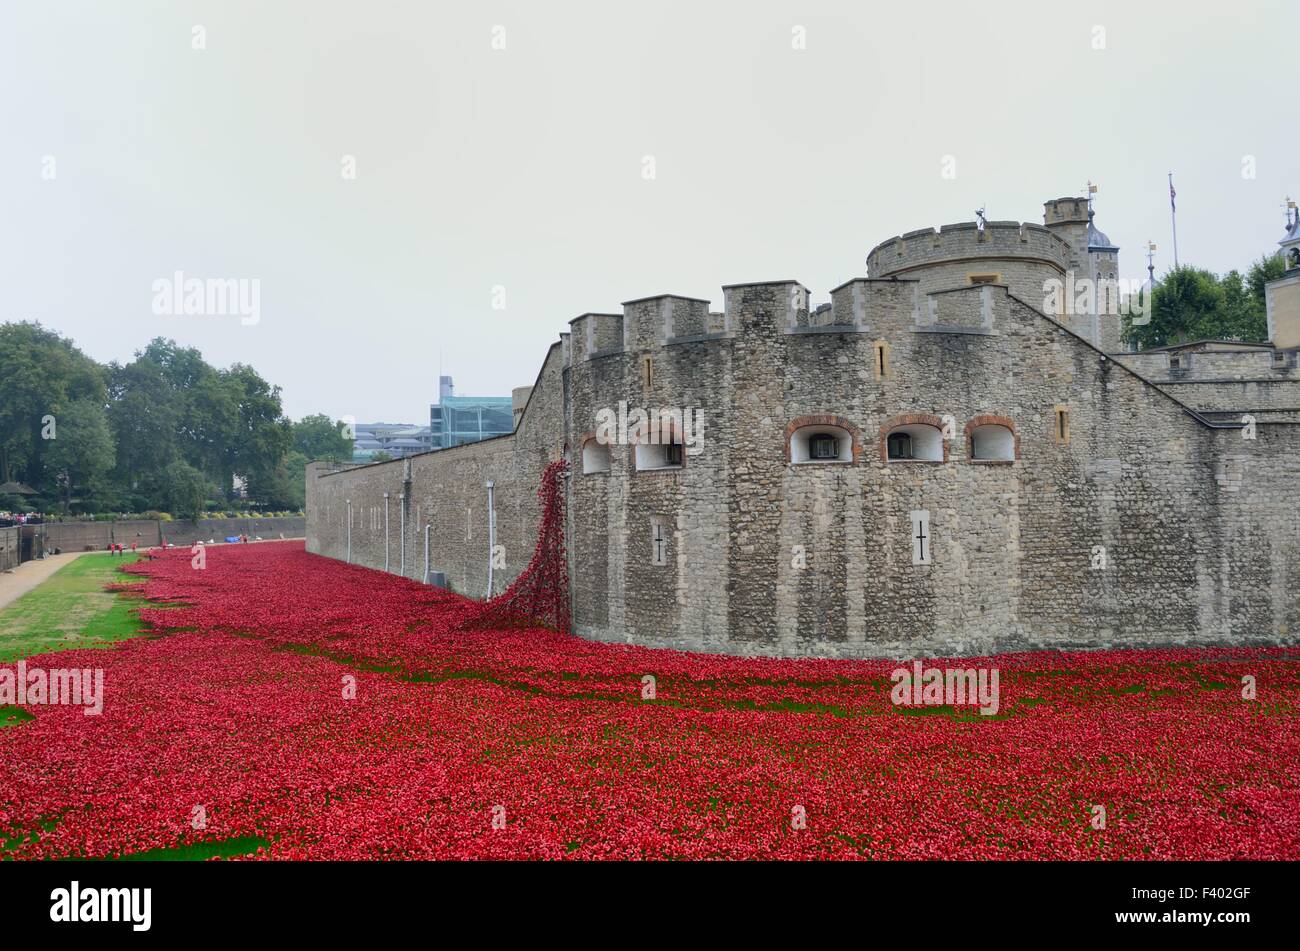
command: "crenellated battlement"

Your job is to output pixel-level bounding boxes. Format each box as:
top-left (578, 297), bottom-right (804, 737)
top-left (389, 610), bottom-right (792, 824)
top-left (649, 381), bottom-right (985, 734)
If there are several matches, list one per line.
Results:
top-left (867, 221), bottom-right (1071, 281)
top-left (567, 312), bottom-right (624, 363)
top-left (563, 276), bottom-right (1019, 372)
top-left (621, 294), bottom-right (717, 349)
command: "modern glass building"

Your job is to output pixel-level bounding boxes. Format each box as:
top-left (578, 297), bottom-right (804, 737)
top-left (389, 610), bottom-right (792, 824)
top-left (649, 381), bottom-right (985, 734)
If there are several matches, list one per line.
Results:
top-left (352, 423), bottom-right (434, 462)
top-left (430, 396), bottom-right (515, 449)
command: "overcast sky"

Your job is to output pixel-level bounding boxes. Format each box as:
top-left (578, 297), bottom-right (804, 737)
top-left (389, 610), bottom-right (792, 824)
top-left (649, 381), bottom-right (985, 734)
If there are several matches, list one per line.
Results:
top-left (2, 1), bottom-right (1296, 422)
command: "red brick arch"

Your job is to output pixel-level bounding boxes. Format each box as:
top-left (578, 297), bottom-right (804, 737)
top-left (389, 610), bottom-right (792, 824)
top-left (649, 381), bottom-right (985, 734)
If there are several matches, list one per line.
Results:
top-left (879, 413), bottom-right (949, 463)
top-left (964, 414), bottom-right (1019, 464)
top-left (574, 432), bottom-right (613, 475)
top-left (785, 414), bottom-right (863, 464)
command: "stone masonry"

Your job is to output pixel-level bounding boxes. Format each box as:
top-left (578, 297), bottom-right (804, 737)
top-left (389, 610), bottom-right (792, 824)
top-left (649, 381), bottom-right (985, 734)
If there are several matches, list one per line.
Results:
top-left (307, 194), bottom-right (1300, 659)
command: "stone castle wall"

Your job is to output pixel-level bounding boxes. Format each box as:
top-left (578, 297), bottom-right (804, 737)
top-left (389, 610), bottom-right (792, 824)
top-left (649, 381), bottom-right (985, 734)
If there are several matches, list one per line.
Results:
top-left (305, 215), bottom-right (1300, 659)
top-left (566, 282), bottom-right (1300, 656)
top-left (1115, 350), bottom-right (1300, 420)
top-left (306, 342), bottom-right (565, 596)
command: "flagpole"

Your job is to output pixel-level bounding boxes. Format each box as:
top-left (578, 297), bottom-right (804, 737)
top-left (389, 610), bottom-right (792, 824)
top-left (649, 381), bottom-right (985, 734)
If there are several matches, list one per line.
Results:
top-left (1168, 172), bottom-right (1179, 268)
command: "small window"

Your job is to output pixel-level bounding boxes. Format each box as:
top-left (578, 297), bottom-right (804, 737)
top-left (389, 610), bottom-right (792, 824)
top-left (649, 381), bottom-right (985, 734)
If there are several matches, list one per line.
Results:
top-left (790, 424), bottom-right (853, 464)
top-left (809, 434), bottom-right (839, 459)
top-left (1169, 356), bottom-right (1182, 370)
top-left (636, 436), bottom-right (684, 471)
top-left (886, 424), bottom-right (943, 462)
top-left (969, 423), bottom-right (1015, 461)
top-left (641, 355), bottom-right (654, 389)
top-left (582, 439), bottom-right (611, 474)
top-left (968, 273), bottom-right (1000, 285)
top-left (1053, 406), bottom-right (1070, 444)
top-left (1273, 351), bottom-right (1288, 368)
top-left (873, 339), bottom-right (891, 380)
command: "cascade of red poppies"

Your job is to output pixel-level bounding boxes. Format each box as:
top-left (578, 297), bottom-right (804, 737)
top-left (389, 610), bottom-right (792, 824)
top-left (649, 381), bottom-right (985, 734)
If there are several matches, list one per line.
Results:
top-left (460, 458), bottom-right (571, 634)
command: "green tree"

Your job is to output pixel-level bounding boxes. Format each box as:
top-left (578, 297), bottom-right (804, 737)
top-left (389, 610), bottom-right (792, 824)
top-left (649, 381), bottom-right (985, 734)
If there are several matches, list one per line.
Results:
top-left (0, 322), bottom-right (105, 486)
top-left (219, 364), bottom-right (291, 506)
top-left (162, 460), bottom-right (210, 520)
top-left (1124, 266), bottom-right (1227, 349)
top-left (249, 449), bottom-right (308, 510)
top-left (292, 414), bottom-right (354, 463)
top-left (44, 398), bottom-right (116, 513)
top-left (1247, 252), bottom-right (1286, 311)
top-left (106, 353), bottom-right (182, 499)
top-left (1218, 269), bottom-right (1267, 342)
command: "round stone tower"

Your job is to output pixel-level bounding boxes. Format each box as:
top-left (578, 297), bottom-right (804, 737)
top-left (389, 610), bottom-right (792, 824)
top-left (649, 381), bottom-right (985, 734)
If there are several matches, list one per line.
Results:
top-left (866, 220), bottom-right (1070, 308)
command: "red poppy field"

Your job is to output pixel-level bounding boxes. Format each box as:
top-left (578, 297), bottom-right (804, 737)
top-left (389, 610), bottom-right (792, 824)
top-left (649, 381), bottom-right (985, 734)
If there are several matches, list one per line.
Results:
top-left (1, 540), bottom-right (1298, 860)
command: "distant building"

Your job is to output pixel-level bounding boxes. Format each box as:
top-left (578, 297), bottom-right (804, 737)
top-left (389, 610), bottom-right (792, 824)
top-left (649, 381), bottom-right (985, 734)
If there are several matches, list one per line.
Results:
top-left (352, 422), bottom-right (434, 462)
top-left (429, 377), bottom-right (514, 449)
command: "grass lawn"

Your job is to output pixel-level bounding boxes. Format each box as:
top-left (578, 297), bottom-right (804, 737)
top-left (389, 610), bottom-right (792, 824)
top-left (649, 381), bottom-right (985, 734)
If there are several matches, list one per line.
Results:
top-left (0, 553), bottom-right (144, 664)
top-left (0, 553), bottom-right (270, 861)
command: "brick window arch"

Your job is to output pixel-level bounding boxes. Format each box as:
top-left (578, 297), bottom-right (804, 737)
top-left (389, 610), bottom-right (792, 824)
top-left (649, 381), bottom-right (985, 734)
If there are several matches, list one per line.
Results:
top-left (633, 418), bottom-right (686, 472)
top-left (577, 432), bottom-right (611, 474)
top-left (965, 414), bottom-right (1019, 463)
top-left (880, 413), bottom-right (948, 463)
top-left (785, 415), bottom-right (862, 465)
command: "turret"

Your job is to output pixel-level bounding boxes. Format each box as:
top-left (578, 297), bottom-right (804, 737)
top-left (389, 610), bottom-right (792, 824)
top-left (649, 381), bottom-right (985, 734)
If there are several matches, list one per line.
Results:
top-left (1266, 201), bottom-right (1300, 349)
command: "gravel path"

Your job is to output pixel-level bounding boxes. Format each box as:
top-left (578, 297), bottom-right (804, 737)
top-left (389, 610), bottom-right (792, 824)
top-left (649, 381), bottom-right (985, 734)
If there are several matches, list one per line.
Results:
top-left (0, 551), bottom-right (95, 613)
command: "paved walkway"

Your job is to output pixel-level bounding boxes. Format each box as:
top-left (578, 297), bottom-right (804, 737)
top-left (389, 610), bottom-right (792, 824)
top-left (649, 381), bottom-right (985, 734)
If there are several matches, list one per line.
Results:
top-left (0, 551), bottom-right (94, 613)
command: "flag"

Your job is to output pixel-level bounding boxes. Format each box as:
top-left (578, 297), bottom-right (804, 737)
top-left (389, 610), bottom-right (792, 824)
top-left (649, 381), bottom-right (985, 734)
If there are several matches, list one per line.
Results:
top-left (1169, 179), bottom-right (1176, 213)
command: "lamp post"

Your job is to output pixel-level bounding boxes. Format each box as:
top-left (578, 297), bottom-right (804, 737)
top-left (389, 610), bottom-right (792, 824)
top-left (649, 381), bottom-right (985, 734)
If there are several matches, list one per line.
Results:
top-left (485, 480), bottom-right (496, 598)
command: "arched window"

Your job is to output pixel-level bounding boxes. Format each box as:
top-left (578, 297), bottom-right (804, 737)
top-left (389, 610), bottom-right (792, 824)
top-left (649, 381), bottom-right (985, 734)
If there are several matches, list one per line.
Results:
top-left (635, 431), bottom-right (684, 471)
top-left (786, 416), bottom-right (860, 465)
top-left (790, 424), bottom-right (852, 464)
top-left (970, 425), bottom-right (1014, 461)
top-left (884, 422), bottom-right (943, 462)
top-left (582, 438), bottom-right (611, 474)
top-left (965, 415), bottom-right (1019, 463)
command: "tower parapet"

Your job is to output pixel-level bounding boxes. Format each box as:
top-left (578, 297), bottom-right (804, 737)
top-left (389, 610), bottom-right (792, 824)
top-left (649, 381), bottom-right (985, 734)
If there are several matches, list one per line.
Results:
top-left (621, 294), bottom-right (715, 349)
top-left (722, 281), bottom-right (810, 333)
top-left (567, 312), bottom-right (623, 364)
top-left (866, 221), bottom-right (1069, 306)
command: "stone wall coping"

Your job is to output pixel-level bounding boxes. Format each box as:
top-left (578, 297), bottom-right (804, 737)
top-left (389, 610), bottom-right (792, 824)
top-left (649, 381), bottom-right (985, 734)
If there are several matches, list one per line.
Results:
top-left (786, 324), bottom-right (866, 335)
top-left (621, 294), bottom-right (711, 306)
top-left (666, 332), bottom-right (730, 346)
top-left (567, 312), bottom-right (622, 325)
top-left (828, 276), bottom-right (918, 293)
top-left (719, 279), bottom-right (805, 290)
